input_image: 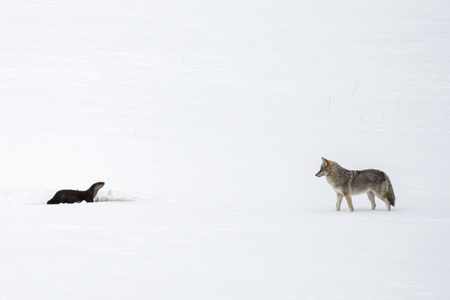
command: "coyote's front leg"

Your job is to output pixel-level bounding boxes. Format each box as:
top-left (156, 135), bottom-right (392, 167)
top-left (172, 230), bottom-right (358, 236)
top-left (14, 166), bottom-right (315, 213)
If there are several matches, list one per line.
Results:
top-left (343, 192), bottom-right (354, 212)
top-left (336, 193), bottom-right (343, 211)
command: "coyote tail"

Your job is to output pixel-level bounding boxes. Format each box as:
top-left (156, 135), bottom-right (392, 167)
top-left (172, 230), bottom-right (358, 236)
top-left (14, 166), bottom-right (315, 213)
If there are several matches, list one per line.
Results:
top-left (386, 175), bottom-right (396, 207)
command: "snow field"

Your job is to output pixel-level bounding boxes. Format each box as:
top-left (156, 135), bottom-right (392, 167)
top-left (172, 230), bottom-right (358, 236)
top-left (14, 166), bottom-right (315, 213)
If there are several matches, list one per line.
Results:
top-left (0, 0), bottom-right (449, 299)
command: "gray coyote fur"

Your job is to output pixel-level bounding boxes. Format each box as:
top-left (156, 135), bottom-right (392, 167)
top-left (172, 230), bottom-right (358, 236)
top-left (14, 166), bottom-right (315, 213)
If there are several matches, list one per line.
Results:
top-left (315, 158), bottom-right (395, 211)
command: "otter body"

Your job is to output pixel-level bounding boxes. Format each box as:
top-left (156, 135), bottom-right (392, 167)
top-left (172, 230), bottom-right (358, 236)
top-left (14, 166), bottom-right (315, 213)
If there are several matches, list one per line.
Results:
top-left (47, 182), bottom-right (105, 204)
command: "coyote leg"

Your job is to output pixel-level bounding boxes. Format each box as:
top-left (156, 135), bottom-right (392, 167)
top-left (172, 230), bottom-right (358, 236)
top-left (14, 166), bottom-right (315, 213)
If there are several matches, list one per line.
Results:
top-left (343, 193), bottom-right (354, 212)
top-left (367, 191), bottom-right (376, 210)
top-left (382, 197), bottom-right (391, 211)
top-left (336, 194), bottom-right (343, 211)
top-left (376, 192), bottom-right (391, 211)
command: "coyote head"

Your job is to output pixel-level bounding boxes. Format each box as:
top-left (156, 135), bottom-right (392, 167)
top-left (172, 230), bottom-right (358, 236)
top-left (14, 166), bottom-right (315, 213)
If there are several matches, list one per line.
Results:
top-left (315, 157), bottom-right (332, 177)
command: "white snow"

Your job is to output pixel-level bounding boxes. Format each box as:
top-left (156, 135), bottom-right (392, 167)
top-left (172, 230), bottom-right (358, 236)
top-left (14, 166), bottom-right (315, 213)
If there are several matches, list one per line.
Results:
top-left (0, 0), bottom-right (449, 299)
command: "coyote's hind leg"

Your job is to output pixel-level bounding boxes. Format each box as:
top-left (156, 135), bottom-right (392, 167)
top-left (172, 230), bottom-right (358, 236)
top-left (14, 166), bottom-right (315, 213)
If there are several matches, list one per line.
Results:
top-left (367, 191), bottom-right (376, 210)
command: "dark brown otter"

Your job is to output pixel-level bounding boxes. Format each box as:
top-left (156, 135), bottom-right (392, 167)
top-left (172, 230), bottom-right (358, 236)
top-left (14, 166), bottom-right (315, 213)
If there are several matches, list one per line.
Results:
top-left (47, 182), bottom-right (105, 204)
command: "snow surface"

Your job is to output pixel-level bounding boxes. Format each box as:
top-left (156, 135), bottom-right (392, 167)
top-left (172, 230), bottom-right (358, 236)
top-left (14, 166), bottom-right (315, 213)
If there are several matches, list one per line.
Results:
top-left (0, 0), bottom-right (449, 299)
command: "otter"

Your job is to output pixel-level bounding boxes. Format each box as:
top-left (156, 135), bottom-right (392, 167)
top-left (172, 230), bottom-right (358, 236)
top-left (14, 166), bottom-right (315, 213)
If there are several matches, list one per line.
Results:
top-left (47, 182), bottom-right (105, 204)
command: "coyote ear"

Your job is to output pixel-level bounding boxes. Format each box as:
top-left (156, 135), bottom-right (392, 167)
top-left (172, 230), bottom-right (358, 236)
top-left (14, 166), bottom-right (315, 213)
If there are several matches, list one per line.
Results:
top-left (322, 157), bottom-right (331, 166)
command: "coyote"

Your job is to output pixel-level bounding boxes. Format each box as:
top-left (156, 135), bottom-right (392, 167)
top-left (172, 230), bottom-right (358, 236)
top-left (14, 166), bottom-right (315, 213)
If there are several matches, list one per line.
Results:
top-left (315, 158), bottom-right (395, 211)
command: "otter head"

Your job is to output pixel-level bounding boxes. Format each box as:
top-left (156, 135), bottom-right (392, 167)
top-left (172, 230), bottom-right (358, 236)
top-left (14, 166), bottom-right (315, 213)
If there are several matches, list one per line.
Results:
top-left (91, 182), bottom-right (105, 198)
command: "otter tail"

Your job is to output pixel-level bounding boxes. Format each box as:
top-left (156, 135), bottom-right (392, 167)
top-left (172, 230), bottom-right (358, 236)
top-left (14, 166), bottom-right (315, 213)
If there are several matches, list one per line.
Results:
top-left (47, 198), bottom-right (58, 205)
